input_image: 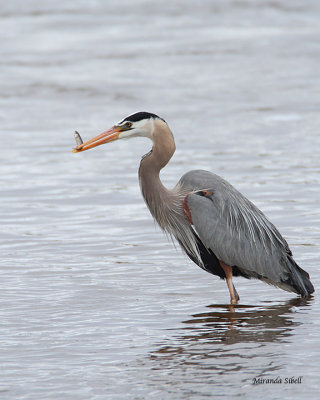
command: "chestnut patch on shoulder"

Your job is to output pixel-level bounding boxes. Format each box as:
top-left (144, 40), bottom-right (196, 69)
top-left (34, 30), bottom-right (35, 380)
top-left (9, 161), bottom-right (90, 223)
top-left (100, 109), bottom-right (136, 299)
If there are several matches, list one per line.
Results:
top-left (183, 194), bottom-right (193, 224)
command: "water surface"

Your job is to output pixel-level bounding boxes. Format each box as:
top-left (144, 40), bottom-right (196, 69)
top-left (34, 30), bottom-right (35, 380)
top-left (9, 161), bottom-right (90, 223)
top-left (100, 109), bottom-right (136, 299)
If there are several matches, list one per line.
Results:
top-left (1, 1), bottom-right (319, 399)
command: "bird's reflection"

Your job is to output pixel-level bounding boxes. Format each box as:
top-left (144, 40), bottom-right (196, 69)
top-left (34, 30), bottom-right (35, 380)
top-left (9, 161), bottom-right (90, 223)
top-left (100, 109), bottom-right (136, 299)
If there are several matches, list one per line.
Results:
top-left (150, 297), bottom-right (313, 367)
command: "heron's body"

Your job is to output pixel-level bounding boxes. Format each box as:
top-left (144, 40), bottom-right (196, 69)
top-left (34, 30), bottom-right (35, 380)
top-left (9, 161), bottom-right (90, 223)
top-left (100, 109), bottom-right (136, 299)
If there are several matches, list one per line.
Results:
top-left (73, 111), bottom-right (314, 303)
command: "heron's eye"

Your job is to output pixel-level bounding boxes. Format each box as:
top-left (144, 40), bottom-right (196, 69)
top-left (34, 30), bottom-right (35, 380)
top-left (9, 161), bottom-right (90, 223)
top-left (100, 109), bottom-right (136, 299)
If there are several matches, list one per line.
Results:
top-left (124, 121), bottom-right (132, 129)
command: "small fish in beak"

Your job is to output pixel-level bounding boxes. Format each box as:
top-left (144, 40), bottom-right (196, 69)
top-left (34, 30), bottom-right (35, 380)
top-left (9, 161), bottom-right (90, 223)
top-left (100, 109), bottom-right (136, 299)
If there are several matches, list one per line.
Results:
top-left (74, 131), bottom-right (83, 147)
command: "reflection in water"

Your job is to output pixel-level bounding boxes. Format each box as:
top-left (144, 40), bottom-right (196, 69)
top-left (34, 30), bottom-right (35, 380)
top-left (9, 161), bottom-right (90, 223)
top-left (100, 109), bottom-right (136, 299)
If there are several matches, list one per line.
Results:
top-left (179, 297), bottom-right (312, 344)
top-left (148, 298), bottom-right (313, 384)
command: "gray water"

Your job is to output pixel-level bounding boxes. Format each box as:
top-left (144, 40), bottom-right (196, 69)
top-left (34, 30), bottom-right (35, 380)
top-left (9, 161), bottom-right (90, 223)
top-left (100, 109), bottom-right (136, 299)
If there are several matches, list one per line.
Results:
top-left (1, 1), bottom-right (320, 399)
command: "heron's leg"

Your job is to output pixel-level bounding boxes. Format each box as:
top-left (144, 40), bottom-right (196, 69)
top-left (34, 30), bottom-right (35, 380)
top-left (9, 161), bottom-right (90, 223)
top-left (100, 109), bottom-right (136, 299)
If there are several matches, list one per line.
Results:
top-left (219, 261), bottom-right (239, 304)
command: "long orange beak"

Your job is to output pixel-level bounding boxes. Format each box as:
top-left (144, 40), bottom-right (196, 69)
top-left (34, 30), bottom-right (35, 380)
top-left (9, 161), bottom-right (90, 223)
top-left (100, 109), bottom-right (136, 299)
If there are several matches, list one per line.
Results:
top-left (72, 125), bottom-right (122, 153)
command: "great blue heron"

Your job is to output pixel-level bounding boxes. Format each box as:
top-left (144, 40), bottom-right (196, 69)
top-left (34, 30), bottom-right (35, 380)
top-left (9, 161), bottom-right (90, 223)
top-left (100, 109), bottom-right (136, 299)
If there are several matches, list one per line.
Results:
top-left (73, 111), bottom-right (314, 304)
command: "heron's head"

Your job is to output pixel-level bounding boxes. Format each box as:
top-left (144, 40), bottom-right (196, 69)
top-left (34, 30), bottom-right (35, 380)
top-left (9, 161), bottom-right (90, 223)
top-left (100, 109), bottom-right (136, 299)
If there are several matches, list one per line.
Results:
top-left (72, 111), bottom-right (167, 153)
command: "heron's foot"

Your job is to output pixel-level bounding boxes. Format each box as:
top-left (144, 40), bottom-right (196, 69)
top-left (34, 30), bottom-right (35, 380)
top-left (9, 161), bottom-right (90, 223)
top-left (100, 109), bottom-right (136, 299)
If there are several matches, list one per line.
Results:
top-left (230, 288), bottom-right (239, 304)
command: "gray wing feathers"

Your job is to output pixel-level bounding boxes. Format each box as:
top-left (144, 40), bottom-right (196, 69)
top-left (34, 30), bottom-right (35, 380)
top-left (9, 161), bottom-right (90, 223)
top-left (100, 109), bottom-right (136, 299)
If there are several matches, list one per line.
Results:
top-left (187, 193), bottom-right (290, 282)
top-left (183, 172), bottom-right (293, 287)
top-left (179, 170), bottom-right (313, 295)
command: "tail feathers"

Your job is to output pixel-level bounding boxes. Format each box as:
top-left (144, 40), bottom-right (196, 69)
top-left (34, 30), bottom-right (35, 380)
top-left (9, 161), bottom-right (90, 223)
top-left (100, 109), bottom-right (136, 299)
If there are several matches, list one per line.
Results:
top-left (283, 257), bottom-right (314, 297)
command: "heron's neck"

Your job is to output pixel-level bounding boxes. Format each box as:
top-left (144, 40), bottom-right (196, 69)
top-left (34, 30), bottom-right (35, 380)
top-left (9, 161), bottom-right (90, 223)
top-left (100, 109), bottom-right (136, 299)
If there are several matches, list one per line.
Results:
top-left (138, 124), bottom-right (200, 265)
top-left (138, 125), bottom-right (177, 226)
